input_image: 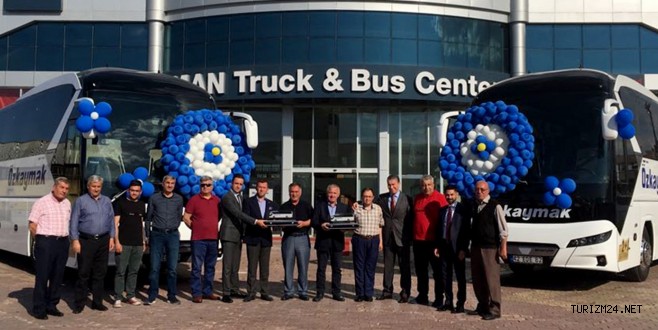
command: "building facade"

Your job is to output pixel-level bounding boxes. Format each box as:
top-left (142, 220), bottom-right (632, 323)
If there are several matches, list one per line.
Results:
top-left (2, 0), bottom-right (658, 204)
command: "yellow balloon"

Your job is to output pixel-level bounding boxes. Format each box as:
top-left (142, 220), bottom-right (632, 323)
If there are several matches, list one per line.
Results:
top-left (212, 147), bottom-right (221, 156)
top-left (477, 143), bottom-right (486, 152)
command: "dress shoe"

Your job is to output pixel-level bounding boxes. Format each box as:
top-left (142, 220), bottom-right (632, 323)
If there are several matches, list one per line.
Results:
top-left (230, 291), bottom-right (247, 298)
top-left (376, 294), bottom-right (393, 300)
top-left (431, 300), bottom-right (442, 308)
top-left (32, 312), bottom-right (48, 320)
top-left (203, 294), bottom-right (221, 301)
top-left (260, 294), bottom-right (274, 301)
top-left (482, 313), bottom-right (500, 320)
top-left (72, 305), bottom-right (84, 314)
top-left (91, 303), bottom-right (108, 311)
top-left (452, 306), bottom-right (465, 314)
top-left (281, 295), bottom-right (293, 301)
top-left (364, 296), bottom-right (373, 302)
top-left (332, 295), bottom-right (345, 302)
top-left (221, 296), bottom-right (233, 303)
top-left (192, 296), bottom-right (203, 303)
top-left (467, 309), bottom-right (486, 316)
top-left (398, 294), bottom-right (409, 303)
top-left (298, 295), bottom-right (309, 301)
top-left (438, 304), bottom-right (455, 312)
top-left (312, 294), bottom-right (323, 302)
top-left (243, 295), bottom-right (256, 302)
top-left (355, 296), bottom-right (364, 302)
top-left (46, 308), bottom-right (64, 317)
top-left (413, 297), bottom-right (429, 305)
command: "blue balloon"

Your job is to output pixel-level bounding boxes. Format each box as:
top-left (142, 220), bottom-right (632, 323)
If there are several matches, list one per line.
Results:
top-left (559, 178), bottom-right (577, 194)
top-left (141, 182), bottom-right (155, 198)
top-left (243, 174), bottom-right (250, 183)
top-left (236, 146), bottom-right (245, 156)
top-left (179, 165), bottom-right (191, 175)
top-left (133, 167), bottom-right (148, 180)
top-left (177, 175), bottom-right (189, 186)
top-left (231, 135), bottom-right (242, 144)
top-left (78, 99), bottom-right (94, 115)
top-left (615, 109), bottom-right (634, 127)
top-left (192, 185), bottom-right (201, 195)
top-left (478, 151), bottom-right (490, 160)
top-left (545, 176), bottom-right (559, 190)
top-left (75, 116), bottom-right (94, 132)
top-left (619, 124), bottom-right (636, 139)
top-left (180, 185), bottom-right (191, 195)
top-left (189, 175), bottom-right (199, 185)
top-left (117, 173), bottom-right (135, 189)
top-left (556, 194), bottom-right (572, 209)
top-left (95, 102), bottom-right (112, 117)
top-left (94, 117), bottom-right (111, 134)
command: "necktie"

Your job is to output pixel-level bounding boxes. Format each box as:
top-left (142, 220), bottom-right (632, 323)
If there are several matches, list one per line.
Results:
top-left (390, 195), bottom-right (396, 212)
top-left (236, 193), bottom-right (242, 208)
top-left (446, 206), bottom-right (453, 241)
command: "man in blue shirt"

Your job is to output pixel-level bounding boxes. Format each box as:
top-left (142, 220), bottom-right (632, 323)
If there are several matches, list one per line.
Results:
top-left (70, 175), bottom-right (115, 313)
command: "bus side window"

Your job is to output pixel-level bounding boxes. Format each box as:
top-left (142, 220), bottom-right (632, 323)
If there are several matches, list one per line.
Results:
top-left (51, 123), bottom-right (83, 199)
top-left (618, 87), bottom-right (658, 159)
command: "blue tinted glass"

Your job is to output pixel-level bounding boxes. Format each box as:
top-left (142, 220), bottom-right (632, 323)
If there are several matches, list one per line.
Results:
top-left (122, 24), bottom-right (148, 47)
top-left (418, 15), bottom-right (440, 40)
top-left (526, 49), bottom-right (553, 73)
top-left (94, 24), bottom-right (119, 46)
top-left (418, 40), bottom-right (441, 66)
top-left (443, 43), bottom-right (466, 68)
top-left (469, 20), bottom-right (490, 46)
top-left (488, 47), bottom-right (505, 71)
top-left (392, 13), bottom-right (417, 39)
top-left (526, 25), bottom-right (553, 48)
top-left (490, 23), bottom-right (506, 48)
top-left (256, 13), bottom-right (281, 38)
top-left (9, 24), bottom-right (36, 46)
top-left (583, 49), bottom-right (610, 71)
top-left (309, 12), bottom-right (335, 37)
top-left (282, 12), bottom-right (307, 37)
top-left (169, 23), bottom-right (184, 46)
top-left (168, 24), bottom-right (184, 70)
top-left (206, 41), bottom-right (229, 68)
top-left (554, 25), bottom-right (581, 48)
top-left (337, 12), bottom-right (363, 37)
top-left (167, 44), bottom-right (183, 71)
top-left (611, 25), bottom-right (639, 49)
top-left (364, 38), bottom-right (390, 64)
top-left (336, 38), bottom-right (363, 63)
top-left (255, 38), bottom-right (280, 65)
top-left (230, 40), bottom-right (254, 65)
top-left (583, 25), bottom-right (610, 49)
top-left (612, 49), bottom-right (640, 73)
top-left (468, 47), bottom-right (487, 69)
top-left (309, 38), bottom-right (334, 63)
top-left (36, 46), bottom-right (63, 70)
top-left (231, 15), bottom-right (255, 40)
top-left (282, 37), bottom-right (308, 64)
top-left (641, 49), bottom-right (658, 71)
top-left (392, 39), bottom-right (416, 65)
top-left (120, 47), bottom-right (148, 70)
top-left (66, 24), bottom-right (92, 46)
top-left (640, 27), bottom-right (658, 48)
top-left (7, 46), bottom-right (35, 70)
top-left (0, 37), bottom-right (7, 70)
top-left (91, 46), bottom-right (120, 67)
top-left (64, 45), bottom-right (91, 70)
top-left (554, 49), bottom-right (581, 69)
top-left (185, 20), bottom-right (206, 44)
top-left (364, 12), bottom-right (389, 38)
top-left (207, 17), bottom-right (229, 41)
top-left (37, 23), bottom-right (64, 46)
top-left (184, 43), bottom-right (205, 70)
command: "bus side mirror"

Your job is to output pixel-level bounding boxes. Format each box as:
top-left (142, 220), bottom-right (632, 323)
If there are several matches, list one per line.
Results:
top-left (243, 119), bottom-right (259, 149)
top-left (602, 99), bottom-right (619, 140)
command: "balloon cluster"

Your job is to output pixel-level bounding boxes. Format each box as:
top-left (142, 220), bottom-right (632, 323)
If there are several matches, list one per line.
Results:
top-left (439, 100), bottom-right (535, 198)
top-left (74, 98), bottom-right (112, 139)
top-left (542, 176), bottom-right (576, 209)
top-left (117, 167), bottom-right (155, 198)
top-left (160, 109), bottom-right (255, 198)
top-left (615, 109), bottom-right (636, 139)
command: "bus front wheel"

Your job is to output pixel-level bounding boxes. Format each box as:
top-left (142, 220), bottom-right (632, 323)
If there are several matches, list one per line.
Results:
top-left (624, 228), bottom-right (652, 282)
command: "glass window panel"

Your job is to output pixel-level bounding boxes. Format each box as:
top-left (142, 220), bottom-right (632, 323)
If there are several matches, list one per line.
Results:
top-left (206, 41), bottom-right (229, 68)
top-left (231, 15), bottom-right (255, 40)
top-left (640, 27), bottom-right (658, 49)
top-left (9, 25), bottom-right (37, 46)
top-left (37, 23), bottom-right (64, 46)
top-left (291, 173), bottom-right (312, 203)
top-left (554, 49), bottom-right (581, 69)
top-left (641, 49), bottom-right (658, 71)
top-left (364, 38), bottom-right (390, 64)
top-left (583, 25), bottom-right (610, 49)
top-left (255, 38), bottom-right (280, 65)
top-left (293, 108), bottom-right (312, 167)
top-left (554, 25), bottom-right (581, 49)
top-left (337, 12), bottom-right (363, 37)
top-left (612, 49), bottom-right (640, 74)
top-left (36, 46), bottom-right (63, 70)
top-left (92, 46), bottom-right (120, 67)
top-left (282, 37), bottom-right (308, 64)
top-left (314, 108), bottom-right (357, 168)
top-left (418, 40), bottom-right (442, 66)
top-left (167, 23), bottom-right (184, 71)
top-left (94, 24), bottom-right (119, 46)
top-left (120, 47), bottom-right (147, 70)
top-left (243, 108), bottom-right (283, 204)
top-left (282, 12), bottom-right (308, 37)
top-left (583, 49), bottom-right (611, 72)
top-left (230, 40), bottom-right (254, 65)
top-left (309, 12), bottom-right (335, 37)
top-left (443, 43), bottom-right (467, 68)
top-left (185, 20), bottom-right (206, 44)
top-left (402, 178), bottom-right (423, 197)
top-left (488, 46), bottom-right (505, 71)
top-left (526, 49), bottom-right (554, 73)
top-left (392, 13), bottom-right (417, 39)
top-left (526, 25), bottom-right (553, 48)
top-left (0, 37), bottom-right (7, 70)
top-left (358, 173), bottom-right (378, 198)
top-left (184, 43), bottom-right (205, 70)
top-left (365, 12), bottom-right (390, 38)
top-left (359, 110), bottom-right (378, 168)
top-left (64, 45), bottom-right (92, 71)
top-left (418, 15), bottom-right (440, 40)
top-left (66, 24), bottom-right (92, 46)
top-left (401, 111), bottom-right (427, 174)
top-left (309, 38), bottom-right (334, 63)
top-left (121, 24), bottom-right (148, 47)
top-left (256, 13), bottom-right (281, 38)
top-left (392, 39), bottom-right (416, 65)
top-left (7, 46), bottom-right (35, 70)
top-left (207, 17), bottom-right (229, 41)
top-left (389, 111), bottom-right (400, 175)
top-left (336, 38), bottom-right (363, 63)
top-left (611, 25), bottom-right (639, 49)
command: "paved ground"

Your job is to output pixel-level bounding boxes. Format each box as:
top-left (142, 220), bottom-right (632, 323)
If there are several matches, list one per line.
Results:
top-left (0, 242), bottom-right (657, 329)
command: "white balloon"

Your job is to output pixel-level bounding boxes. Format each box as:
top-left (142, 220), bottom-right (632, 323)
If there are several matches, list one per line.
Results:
top-left (228, 161), bottom-right (235, 169)
top-left (460, 146), bottom-right (468, 155)
top-left (90, 112), bottom-right (99, 120)
top-left (467, 131), bottom-right (477, 140)
top-left (495, 138), bottom-right (504, 146)
top-left (193, 159), bottom-right (204, 169)
top-left (217, 174), bottom-right (225, 180)
top-left (195, 168), bottom-right (204, 176)
top-left (218, 163), bottom-right (227, 173)
top-left (210, 131), bottom-right (220, 140)
top-left (467, 159), bottom-right (474, 167)
top-left (486, 131), bottom-right (495, 141)
top-left (471, 169), bottom-right (480, 176)
top-left (202, 131), bottom-right (211, 137)
top-left (489, 155), bottom-right (499, 163)
top-left (482, 125), bottom-right (490, 134)
top-left (475, 159), bottom-right (484, 168)
top-left (494, 147), bottom-right (505, 156)
top-left (553, 187), bottom-right (562, 196)
top-left (475, 124), bottom-right (484, 131)
top-left (484, 161), bottom-right (494, 170)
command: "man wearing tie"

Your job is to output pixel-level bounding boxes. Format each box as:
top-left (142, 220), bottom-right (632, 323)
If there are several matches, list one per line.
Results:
top-left (376, 175), bottom-right (413, 303)
top-left (220, 174), bottom-right (267, 303)
top-left (435, 185), bottom-right (471, 313)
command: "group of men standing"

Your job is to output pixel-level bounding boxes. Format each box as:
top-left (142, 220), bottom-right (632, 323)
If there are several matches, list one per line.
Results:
top-left (29, 172), bottom-right (507, 321)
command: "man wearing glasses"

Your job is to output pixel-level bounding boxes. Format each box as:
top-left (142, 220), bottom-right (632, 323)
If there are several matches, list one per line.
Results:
top-left (183, 176), bottom-right (222, 303)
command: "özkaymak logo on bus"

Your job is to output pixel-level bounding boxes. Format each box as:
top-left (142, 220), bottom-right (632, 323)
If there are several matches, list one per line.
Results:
top-left (642, 168), bottom-right (658, 195)
top-left (8, 165), bottom-right (47, 190)
top-left (503, 205), bottom-right (572, 221)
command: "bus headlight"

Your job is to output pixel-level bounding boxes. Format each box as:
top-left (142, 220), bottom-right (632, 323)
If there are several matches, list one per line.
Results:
top-left (567, 230), bottom-right (612, 248)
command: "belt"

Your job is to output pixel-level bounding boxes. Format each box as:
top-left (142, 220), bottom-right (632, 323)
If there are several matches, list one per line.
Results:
top-left (79, 232), bottom-right (109, 240)
top-left (151, 227), bottom-right (178, 233)
top-left (354, 234), bottom-right (379, 240)
top-left (288, 232), bottom-right (308, 237)
top-left (36, 234), bottom-right (69, 240)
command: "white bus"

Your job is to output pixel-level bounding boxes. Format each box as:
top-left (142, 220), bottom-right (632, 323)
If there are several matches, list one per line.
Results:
top-left (439, 69), bottom-right (658, 281)
top-left (0, 68), bottom-right (258, 266)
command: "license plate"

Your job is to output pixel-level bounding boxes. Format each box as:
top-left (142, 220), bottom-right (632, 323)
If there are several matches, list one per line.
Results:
top-left (511, 255), bottom-right (543, 265)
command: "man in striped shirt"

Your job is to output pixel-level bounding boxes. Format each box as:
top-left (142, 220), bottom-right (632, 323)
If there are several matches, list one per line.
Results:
top-left (351, 187), bottom-right (384, 302)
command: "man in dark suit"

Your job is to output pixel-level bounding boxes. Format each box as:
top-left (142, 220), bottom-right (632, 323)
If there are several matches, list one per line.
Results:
top-left (243, 179), bottom-right (278, 302)
top-left (435, 185), bottom-right (470, 313)
top-left (220, 174), bottom-right (266, 303)
top-left (311, 184), bottom-right (350, 302)
top-left (376, 175), bottom-right (414, 303)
